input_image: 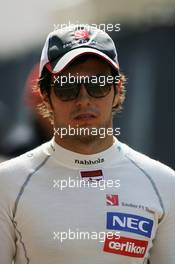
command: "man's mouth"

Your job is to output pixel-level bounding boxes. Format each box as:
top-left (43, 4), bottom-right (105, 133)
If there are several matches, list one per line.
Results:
top-left (74, 113), bottom-right (97, 121)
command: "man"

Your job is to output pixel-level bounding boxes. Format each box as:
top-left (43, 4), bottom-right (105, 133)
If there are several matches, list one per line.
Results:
top-left (0, 24), bottom-right (174, 264)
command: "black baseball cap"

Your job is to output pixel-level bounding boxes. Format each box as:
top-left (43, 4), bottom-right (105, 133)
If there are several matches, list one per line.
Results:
top-left (39, 24), bottom-right (120, 77)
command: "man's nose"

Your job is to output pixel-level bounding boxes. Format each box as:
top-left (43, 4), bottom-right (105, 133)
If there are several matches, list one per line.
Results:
top-left (75, 83), bottom-right (91, 104)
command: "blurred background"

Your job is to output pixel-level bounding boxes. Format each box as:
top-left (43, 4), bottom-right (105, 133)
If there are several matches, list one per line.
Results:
top-left (0, 0), bottom-right (174, 168)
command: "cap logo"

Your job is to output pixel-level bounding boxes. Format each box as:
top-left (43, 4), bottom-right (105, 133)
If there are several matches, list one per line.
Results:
top-left (74, 30), bottom-right (89, 40)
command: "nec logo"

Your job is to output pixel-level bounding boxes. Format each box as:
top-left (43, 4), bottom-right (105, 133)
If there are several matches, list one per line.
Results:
top-left (107, 212), bottom-right (153, 238)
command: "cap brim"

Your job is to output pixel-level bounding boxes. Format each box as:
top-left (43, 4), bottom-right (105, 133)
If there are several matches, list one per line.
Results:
top-left (49, 47), bottom-right (119, 75)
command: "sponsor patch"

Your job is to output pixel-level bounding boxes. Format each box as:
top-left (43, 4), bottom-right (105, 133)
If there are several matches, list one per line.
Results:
top-left (106, 194), bottom-right (119, 206)
top-left (103, 235), bottom-right (148, 258)
top-left (107, 212), bottom-right (153, 238)
top-left (75, 158), bottom-right (104, 165)
top-left (80, 170), bottom-right (103, 181)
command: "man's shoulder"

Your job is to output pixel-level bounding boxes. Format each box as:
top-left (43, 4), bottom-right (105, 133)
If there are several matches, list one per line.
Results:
top-left (0, 141), bottom-right (51, 208)
top-left (120, 141), bottom-right (175, 181)
top-left (0, 141), bottom-right (51, 179)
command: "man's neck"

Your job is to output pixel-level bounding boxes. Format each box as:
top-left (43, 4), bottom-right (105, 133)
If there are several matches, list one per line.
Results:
top-left (54, 135), bottom-right (114, 155)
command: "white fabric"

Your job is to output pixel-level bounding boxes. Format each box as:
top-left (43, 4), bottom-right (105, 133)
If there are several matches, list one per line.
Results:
top-left (0, 137), bottom-right (175, 264)
top-left (52, 47), bottom-right (119, 75)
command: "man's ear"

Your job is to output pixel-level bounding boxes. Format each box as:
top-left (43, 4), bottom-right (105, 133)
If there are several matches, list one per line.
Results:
top-left (112, 79), bottom-right (123, 107)
top-left (112, 84), bottom-right (120, 107)
top-left (41, 91), bottom-right (53, 112)
top-left (113, 93), bottom-right (120, 108)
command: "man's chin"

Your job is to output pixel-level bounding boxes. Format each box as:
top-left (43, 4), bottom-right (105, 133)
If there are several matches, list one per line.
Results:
top-left (68, 134), bottom-right (102, 144)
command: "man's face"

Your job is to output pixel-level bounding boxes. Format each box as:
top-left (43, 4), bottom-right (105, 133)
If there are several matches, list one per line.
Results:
top-left (47, 56), bottom-right (119, 142)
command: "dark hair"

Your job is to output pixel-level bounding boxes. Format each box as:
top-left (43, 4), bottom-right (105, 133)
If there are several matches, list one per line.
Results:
top-left (38, 66), bottom-right (52, 96)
